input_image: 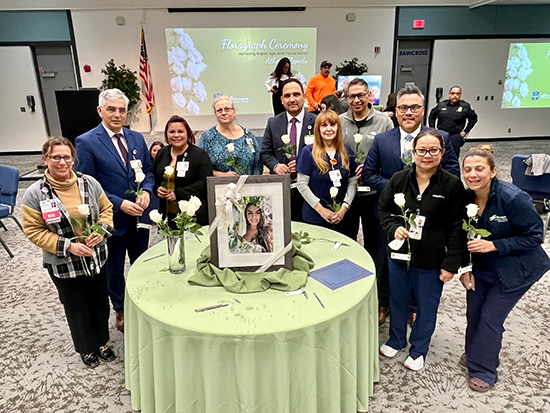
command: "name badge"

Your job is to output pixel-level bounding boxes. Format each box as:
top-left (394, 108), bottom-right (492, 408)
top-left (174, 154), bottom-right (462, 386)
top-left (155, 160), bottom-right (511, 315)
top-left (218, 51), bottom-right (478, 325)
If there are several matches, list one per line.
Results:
top-left (130, 159), bottom-right (142, 170)
top-left (304, 135), bottom-right (314, 145)
top-left (329, 169), bottom-right (342, 181)
top-left (40, 199), bottom-right (62, 224)
top-left (246, 137), bottom-right (256, 153)
top-left (408, 215), bottom-right (426, 240)
top-left (391, 252), bottom-right (411, 262)
top-left (177, 161), bottom-right (189, 171)
top-left (177, 161), bottom-right (189, 177)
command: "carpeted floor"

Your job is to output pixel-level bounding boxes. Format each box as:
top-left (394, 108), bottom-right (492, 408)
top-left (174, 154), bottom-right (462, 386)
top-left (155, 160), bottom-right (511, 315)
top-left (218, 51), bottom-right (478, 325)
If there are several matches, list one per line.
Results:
top-left (0, 137), bottom-right (549, 412)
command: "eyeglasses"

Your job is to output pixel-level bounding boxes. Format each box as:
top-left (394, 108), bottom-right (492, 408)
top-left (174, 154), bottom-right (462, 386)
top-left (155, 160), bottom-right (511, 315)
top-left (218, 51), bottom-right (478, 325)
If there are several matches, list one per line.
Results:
top-left (105, 106), bottom-right (127, 114)
top-left (347, 93), bottom-right (368, 101)
top-left (396, 104), bottom-right (423, 114)
top-left (413, 148), bottom-right (443, 157)
top-left (215, 107), bottom-right (234, 114)
top-left (49, 155), bottom-right (73, 163)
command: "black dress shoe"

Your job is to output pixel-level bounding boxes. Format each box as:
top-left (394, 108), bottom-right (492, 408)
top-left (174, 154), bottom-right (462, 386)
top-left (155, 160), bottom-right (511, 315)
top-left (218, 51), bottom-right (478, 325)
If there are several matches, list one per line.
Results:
top-left (96, 345), bottom-right (116, 362)
top-left (81, 352), bottom-right (100, 368)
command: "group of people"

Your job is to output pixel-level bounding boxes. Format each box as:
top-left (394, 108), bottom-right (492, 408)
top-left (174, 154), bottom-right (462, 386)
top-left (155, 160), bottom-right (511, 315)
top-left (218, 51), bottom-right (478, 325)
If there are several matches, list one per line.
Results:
top-left (20, 63), bottom-right (548, 394)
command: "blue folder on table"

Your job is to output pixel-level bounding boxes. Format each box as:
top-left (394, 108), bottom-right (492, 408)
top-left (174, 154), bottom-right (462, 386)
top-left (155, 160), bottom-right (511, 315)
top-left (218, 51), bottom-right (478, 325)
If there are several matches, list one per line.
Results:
top-left (310, 259), bottom-right (373, 290)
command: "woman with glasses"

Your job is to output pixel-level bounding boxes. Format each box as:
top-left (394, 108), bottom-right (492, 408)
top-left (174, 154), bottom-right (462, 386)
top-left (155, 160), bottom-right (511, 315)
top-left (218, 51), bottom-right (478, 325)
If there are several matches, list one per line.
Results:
top-left (153, 115), bottom-right (213, 227)
top-left (197, 95), bottom-right (262, 176)
top-left (22, 137), bottom-right (116, 369)
top-left (296, 110), bottom-right (358, 238)
top-left (377, 129), bottom-right (468, 371)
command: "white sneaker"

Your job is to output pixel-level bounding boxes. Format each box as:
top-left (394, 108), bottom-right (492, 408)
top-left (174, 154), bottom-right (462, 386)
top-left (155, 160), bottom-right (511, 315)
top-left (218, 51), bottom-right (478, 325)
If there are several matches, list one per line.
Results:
top-left (380, 344), bottom-right (399, 358)
top-left (404, 355), bottom-right (424, 371)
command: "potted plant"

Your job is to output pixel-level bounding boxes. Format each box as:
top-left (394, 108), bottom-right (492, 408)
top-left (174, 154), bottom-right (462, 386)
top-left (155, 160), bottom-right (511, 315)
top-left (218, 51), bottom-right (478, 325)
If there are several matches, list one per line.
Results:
top-left (333, 57), bottom-right (369, 80)
top-left (101, 59), bottom-right (141, 112)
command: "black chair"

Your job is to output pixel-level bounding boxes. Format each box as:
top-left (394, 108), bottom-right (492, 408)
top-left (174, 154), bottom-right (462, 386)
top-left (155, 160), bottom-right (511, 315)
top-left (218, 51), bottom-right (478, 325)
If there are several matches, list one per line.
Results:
top-left (0, 165), bottom-right (24, 257)
top-left (511, 155), bottom-right (550, 241)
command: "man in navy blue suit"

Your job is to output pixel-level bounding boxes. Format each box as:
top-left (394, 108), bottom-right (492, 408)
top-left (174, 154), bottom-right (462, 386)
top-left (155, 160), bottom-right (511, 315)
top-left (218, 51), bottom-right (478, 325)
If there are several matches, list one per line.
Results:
top-left (363, 84), bottom-right (459, 325)
top-left (75, 88), bottom-right (154, 333)
top-left (261, 78), bottom-right (316, 221)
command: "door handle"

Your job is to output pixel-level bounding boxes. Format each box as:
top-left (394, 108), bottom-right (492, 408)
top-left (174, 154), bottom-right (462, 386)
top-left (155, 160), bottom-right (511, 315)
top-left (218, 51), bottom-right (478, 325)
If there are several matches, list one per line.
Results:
top-left (26, 95), bottom-right (36, 112)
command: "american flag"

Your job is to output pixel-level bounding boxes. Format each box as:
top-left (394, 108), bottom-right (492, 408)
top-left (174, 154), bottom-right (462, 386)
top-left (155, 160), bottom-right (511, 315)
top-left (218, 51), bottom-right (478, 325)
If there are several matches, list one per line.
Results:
top-left (139, 27), bottom-right (155, 114)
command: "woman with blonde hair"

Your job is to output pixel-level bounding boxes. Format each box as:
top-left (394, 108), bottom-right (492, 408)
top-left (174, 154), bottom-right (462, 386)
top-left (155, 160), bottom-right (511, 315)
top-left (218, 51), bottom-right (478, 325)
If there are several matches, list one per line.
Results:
top-left (197, 95), bottom-right (262, 176)
top-left (296, 110), bottom-right (358, 238)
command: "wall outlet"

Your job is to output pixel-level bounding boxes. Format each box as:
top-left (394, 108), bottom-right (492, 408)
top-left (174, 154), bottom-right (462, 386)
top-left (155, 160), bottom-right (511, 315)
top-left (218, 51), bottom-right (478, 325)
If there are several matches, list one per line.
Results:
top-left (508, 128), bottom-right (512, 133)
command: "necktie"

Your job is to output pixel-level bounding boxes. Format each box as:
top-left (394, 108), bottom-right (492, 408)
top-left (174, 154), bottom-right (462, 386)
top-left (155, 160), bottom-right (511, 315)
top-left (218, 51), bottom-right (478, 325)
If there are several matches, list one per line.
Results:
top-left (402, 134), bottom-right (413, 159)
top-left (114, 133), bottom-right (129, 165)
top-left (290, 118), bottom-right (298, 160)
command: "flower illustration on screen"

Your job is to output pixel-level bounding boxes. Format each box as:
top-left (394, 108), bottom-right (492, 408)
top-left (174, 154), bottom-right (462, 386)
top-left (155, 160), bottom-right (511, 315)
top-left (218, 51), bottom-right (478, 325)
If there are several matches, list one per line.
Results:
top-left (502, 43), bottom-right (533, 109)
top-left (167, 28), bottom-right (208, 114)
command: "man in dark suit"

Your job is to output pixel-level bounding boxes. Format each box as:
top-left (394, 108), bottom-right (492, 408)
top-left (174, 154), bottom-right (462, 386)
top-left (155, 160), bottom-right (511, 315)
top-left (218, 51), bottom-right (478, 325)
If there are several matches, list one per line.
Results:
top-left (363, 84), bottom-right (460, 326)
top-left (261, 78), bottom-right (316, 221)
top-left (75, 88), bottom-right (154, 333)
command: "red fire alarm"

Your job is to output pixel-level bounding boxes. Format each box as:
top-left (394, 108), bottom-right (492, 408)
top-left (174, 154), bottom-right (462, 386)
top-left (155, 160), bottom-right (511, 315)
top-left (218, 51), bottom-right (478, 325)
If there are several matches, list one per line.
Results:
top-left (374, 46), bottom-right (381, 54)
top-left (83, 64), bottom-right (91, 73)
top-left (413, 20), bottom-right (425, 29)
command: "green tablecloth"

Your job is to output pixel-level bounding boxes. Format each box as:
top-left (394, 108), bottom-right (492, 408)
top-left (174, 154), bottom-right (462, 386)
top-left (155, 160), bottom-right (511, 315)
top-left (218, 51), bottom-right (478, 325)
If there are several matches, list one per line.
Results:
top-left (125, 223), bottom-right (379, 413)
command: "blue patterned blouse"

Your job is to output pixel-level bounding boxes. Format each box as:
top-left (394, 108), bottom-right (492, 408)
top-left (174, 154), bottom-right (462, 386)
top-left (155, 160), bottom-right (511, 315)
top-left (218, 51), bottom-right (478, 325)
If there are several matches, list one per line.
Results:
top-left (197, 126), bottom-right (263, 175)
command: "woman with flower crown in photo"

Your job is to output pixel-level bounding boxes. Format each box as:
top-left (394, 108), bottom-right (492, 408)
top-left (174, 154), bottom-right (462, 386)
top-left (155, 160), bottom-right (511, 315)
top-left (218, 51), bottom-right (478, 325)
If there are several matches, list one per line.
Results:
top-left (296, 110), bottom-right (358, 238)
top-left (153, 115), bottom-right (213, 228)
top-left (459, 145), bottom-right (550, 392)
top-left (22, 137), bottom-right (116, 369)
top-left (377, 129), bottom-right (468, 372)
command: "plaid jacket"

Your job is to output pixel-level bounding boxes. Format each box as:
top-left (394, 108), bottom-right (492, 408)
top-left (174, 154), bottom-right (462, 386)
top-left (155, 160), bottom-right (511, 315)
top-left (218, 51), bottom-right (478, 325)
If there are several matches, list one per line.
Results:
top-left (22, 172), bottom-right (114, 279)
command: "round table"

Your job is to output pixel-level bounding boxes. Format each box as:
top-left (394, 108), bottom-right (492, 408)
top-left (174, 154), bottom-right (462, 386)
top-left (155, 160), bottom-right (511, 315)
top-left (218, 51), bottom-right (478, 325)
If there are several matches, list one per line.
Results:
top-left (124, 222), bottom-right (379, 413)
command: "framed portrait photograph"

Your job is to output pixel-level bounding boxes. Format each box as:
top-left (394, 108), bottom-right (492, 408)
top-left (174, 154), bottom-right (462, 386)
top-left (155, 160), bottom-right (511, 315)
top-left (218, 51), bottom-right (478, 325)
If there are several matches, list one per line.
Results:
top-left (207, 175), bottom-right (292, 272)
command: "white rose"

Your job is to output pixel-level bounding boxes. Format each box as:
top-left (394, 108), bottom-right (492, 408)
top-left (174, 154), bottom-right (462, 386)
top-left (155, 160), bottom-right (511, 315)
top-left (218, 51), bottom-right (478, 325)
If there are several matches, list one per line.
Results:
top-left (329, 186), bottom-right (339, 198)
top-left (281, 134), bottom-right (290, 144)
top-left (187, 46), bottom-right (204, 63)
top-left (186, 100), bottom-right (200, 115)
top-left (135, 171), bottom-right (146, 183)
top-left (394, 193), bottom-right (406, 207)
top-left (164, 166), bottom-right (174, 176)
top-left (171, 76), bottom-right (184, 94)
top-left (149, 210), bottom-right (163, 224)
top-left (193, 81), bottom-right (207, 102)
top-left (226, 143), bottom-right (235, 153)
top-left (226, 183), bottom-right (237, 191)
top-left (466, 203), bottom-right (479, 218)
top-left (186, 204), bottom-right (198, 217)
top-left (189, 195), bottom-right (202, 209)
top-left (172, 92), bottom-right (187, 108)
top-left (171, 59), bottom-right (186, 76)
top-left (404, 141), bottom-right (414, 152)
top-left (171, 46), bottom-right (187, 62)
top-left (178, 200), bottom-right (189, 214)
top-left (353, 134), bottom-right (363, 144)
top-left (77, 204), bottom-right (90, 216)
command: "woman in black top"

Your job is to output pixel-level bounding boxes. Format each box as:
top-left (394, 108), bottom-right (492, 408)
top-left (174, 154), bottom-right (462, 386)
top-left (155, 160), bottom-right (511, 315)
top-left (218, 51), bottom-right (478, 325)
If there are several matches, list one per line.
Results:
top-left (153, 115), bottom-right (213, 227)
top-left (378, 129), bottom-right (467, 371)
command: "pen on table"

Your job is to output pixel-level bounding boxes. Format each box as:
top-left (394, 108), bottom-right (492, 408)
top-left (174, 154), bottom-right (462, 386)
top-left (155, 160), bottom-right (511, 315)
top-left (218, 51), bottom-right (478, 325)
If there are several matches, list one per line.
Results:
top-left (195, 303), bottom-right (229, 313)
top-left (143, 253), bottom-right (166, 262)
top-left (313, 292), bottom-right (325, 309)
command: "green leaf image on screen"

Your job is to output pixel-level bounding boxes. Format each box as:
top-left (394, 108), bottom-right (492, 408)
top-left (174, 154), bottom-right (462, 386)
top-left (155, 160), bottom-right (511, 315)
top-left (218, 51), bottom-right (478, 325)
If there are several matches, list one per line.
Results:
top-left (502, 42), bottom-right (550, 109)
top-left (166, 28), bottom-right (317, 115)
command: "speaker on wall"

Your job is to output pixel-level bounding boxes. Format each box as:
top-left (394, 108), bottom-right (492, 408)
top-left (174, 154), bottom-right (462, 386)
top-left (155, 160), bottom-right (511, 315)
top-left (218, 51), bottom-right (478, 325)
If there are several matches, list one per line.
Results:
top-left (55, 89), bottom-right (101, 145)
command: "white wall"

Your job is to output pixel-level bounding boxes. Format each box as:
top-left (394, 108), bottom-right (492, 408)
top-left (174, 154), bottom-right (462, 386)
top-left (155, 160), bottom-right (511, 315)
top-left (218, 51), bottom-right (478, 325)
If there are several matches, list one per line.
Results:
top-left (429, 38), bottom-right (549, 139)
top-left (71, 8), bottom-right (395, 133)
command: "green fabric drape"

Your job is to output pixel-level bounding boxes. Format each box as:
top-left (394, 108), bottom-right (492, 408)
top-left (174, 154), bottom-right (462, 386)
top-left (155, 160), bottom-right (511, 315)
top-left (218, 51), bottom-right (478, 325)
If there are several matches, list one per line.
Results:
top-left (189, 238), bottom-right (315, 293)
